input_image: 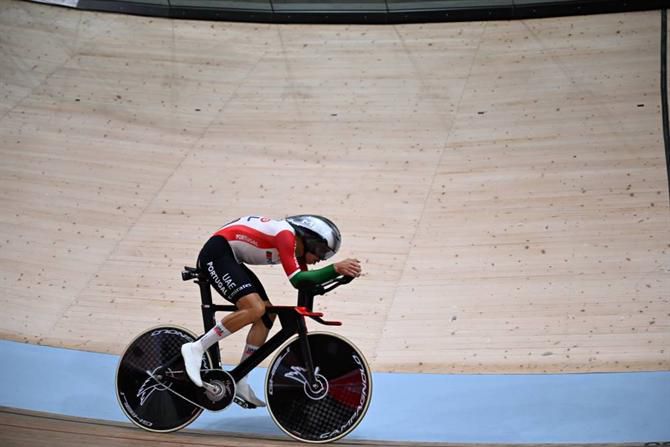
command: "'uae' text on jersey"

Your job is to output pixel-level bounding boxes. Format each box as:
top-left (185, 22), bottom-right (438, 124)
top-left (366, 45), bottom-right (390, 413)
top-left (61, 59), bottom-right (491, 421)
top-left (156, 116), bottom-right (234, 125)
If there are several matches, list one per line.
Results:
top-left (213, 216), bottom-right (303, 280)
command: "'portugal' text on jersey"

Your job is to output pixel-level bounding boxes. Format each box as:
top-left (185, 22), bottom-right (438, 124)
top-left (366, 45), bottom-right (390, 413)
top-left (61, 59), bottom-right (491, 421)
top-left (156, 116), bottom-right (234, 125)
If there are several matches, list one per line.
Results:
top-left (213, 216), bottom-right (302, 280)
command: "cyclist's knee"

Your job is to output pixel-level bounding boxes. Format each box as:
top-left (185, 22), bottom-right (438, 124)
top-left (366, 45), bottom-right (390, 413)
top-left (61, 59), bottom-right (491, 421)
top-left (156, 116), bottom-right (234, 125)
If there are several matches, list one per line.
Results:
top-left (237, 294), bottom-right (266, 321)
top-left (251, 304), bottom-right (265, 321)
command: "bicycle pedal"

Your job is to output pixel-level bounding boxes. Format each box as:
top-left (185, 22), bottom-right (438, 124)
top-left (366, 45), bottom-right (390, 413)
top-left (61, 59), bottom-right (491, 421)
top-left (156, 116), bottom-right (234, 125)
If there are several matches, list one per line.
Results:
top-left (233, 396), bottom-right (257, 409)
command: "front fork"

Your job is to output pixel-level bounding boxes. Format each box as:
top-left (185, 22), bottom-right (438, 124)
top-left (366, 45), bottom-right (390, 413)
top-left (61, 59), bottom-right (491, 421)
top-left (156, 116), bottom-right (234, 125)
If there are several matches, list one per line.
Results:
top-left (297, 317), bottom-right (320, 389)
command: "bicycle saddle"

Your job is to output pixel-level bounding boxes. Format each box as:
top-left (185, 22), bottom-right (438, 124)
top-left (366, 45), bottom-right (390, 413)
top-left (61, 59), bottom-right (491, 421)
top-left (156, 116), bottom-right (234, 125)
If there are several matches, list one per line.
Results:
top-left (181, 266), bottom-right (200, 281)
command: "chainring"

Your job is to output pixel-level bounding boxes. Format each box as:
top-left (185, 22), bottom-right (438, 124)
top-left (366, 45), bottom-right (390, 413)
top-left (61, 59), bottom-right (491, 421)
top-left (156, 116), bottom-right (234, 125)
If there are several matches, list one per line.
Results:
top-left (197, 369), bottom-right (236, 411)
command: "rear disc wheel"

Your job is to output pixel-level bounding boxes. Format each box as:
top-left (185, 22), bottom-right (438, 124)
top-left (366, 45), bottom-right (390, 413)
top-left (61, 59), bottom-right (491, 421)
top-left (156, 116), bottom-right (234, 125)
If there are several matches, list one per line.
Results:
top-left (115, 325), bottom-right (212, 432)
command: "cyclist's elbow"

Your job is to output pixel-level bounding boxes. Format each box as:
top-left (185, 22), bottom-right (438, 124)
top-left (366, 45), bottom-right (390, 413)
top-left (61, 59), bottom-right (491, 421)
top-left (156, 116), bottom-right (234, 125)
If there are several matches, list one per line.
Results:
top-left (289, 274), bottom-right (312, 290)
top-left (289, 277), bottom-right (303, 289)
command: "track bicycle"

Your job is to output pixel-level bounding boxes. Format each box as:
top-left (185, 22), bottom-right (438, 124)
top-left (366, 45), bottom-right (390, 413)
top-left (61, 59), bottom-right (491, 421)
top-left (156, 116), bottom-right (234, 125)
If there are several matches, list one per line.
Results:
top-left (115, 265), bottom-right (372, 443)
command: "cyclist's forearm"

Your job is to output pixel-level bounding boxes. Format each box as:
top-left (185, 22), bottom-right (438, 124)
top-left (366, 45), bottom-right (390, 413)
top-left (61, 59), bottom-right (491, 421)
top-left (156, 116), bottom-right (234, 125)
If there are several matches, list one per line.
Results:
top-left (290, 264), bottom-right (338, 288)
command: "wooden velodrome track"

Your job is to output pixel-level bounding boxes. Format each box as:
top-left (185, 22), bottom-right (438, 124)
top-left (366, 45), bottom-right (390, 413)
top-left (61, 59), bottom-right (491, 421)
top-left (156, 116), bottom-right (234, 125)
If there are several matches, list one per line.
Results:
top-left (0, 407), bottom-right (639, 447)
top-left (0, 0), bottom-right (669, 445)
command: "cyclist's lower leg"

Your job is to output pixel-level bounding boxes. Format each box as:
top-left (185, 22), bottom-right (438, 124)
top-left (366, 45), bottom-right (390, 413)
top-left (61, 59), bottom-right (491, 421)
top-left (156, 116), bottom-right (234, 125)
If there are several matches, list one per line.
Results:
top-left (243, 302), bottom-right (275, 347)
top-left (235, 303), bottom-right (276, 407)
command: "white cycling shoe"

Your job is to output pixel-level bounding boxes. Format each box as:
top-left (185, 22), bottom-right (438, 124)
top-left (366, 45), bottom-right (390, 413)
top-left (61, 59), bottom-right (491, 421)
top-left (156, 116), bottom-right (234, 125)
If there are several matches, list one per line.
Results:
top-left (181, 342), bottom-right (204, 388)
top-left (236, 378), bottom-right (266, 408)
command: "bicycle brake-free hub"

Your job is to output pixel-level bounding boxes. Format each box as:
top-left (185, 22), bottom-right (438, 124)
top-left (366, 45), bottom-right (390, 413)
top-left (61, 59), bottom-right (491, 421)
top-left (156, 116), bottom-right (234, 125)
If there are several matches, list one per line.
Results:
top-left (304, 374), bottom-right (329, 400)
top-left (198, 369), bottom-right (235, 411)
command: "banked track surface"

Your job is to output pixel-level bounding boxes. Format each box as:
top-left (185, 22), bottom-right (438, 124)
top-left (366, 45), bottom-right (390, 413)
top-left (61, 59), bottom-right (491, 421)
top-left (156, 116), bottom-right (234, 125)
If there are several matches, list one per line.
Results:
top-left (1, 0), bottom-right (669, 446)
top-left (0, 0), bottom-right (667, 375)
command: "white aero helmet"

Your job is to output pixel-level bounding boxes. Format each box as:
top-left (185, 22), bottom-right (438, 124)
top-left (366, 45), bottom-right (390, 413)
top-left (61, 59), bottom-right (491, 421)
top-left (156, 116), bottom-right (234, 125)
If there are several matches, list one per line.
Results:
top-left (286, 214), bottom-right (341, 260)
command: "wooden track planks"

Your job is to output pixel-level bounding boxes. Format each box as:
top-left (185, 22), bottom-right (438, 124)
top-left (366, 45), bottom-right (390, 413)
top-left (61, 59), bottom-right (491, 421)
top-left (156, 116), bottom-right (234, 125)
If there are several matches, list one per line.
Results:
top-left (0, 0), bottom-right (668, 373)
top-left (0, 407), bottom-right (633, 447)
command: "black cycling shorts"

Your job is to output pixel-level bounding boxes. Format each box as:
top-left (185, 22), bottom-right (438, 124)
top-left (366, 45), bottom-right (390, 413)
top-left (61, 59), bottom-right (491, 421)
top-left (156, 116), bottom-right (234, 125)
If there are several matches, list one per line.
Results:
top-left (197, 236), bottom-right (269, 304)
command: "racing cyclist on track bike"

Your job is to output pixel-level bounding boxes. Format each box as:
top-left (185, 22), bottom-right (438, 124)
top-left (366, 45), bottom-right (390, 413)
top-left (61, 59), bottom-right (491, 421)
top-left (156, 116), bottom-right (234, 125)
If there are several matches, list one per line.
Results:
top-left (181, 215), bottom-right (362, 408)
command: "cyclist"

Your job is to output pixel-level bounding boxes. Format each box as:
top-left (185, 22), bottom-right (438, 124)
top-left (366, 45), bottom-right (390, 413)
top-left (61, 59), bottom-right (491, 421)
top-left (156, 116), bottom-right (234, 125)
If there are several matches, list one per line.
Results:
top-left (181, 214), bottom-right (362, 407)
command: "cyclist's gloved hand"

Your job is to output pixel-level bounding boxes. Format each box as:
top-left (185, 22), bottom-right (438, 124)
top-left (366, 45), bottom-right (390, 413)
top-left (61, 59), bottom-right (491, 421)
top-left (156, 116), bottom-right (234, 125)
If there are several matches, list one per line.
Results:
top-left (334, 258), bottom-right (362, 278)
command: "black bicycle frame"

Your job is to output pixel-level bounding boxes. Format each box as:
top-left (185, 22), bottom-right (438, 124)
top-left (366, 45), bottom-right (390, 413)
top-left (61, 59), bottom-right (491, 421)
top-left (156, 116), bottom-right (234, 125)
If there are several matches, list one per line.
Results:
top-left (185, 266), bottom-right (347, 386)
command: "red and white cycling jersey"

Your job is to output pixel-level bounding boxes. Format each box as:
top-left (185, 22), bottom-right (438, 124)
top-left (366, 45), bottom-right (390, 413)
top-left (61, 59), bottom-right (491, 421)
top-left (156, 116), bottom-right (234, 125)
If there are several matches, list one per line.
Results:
top-left (213, 216), bottom-right (304, 280)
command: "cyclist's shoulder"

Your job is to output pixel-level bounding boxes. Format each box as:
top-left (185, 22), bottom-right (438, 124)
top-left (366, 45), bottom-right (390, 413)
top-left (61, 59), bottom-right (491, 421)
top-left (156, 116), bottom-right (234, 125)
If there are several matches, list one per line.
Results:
top-left (224, 215), bottom-right (295, 236)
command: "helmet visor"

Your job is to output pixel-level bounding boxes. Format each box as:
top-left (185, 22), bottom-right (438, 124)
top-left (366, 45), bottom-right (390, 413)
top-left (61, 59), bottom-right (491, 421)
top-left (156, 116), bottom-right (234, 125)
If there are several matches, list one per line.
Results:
top-left (307, 239), bottom-right (336, 261)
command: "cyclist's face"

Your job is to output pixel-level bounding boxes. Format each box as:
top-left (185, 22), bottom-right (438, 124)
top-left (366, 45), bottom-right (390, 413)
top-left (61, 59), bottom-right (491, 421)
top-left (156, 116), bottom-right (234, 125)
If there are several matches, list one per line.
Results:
top-left (304, 252), bottom-right (320, 265)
